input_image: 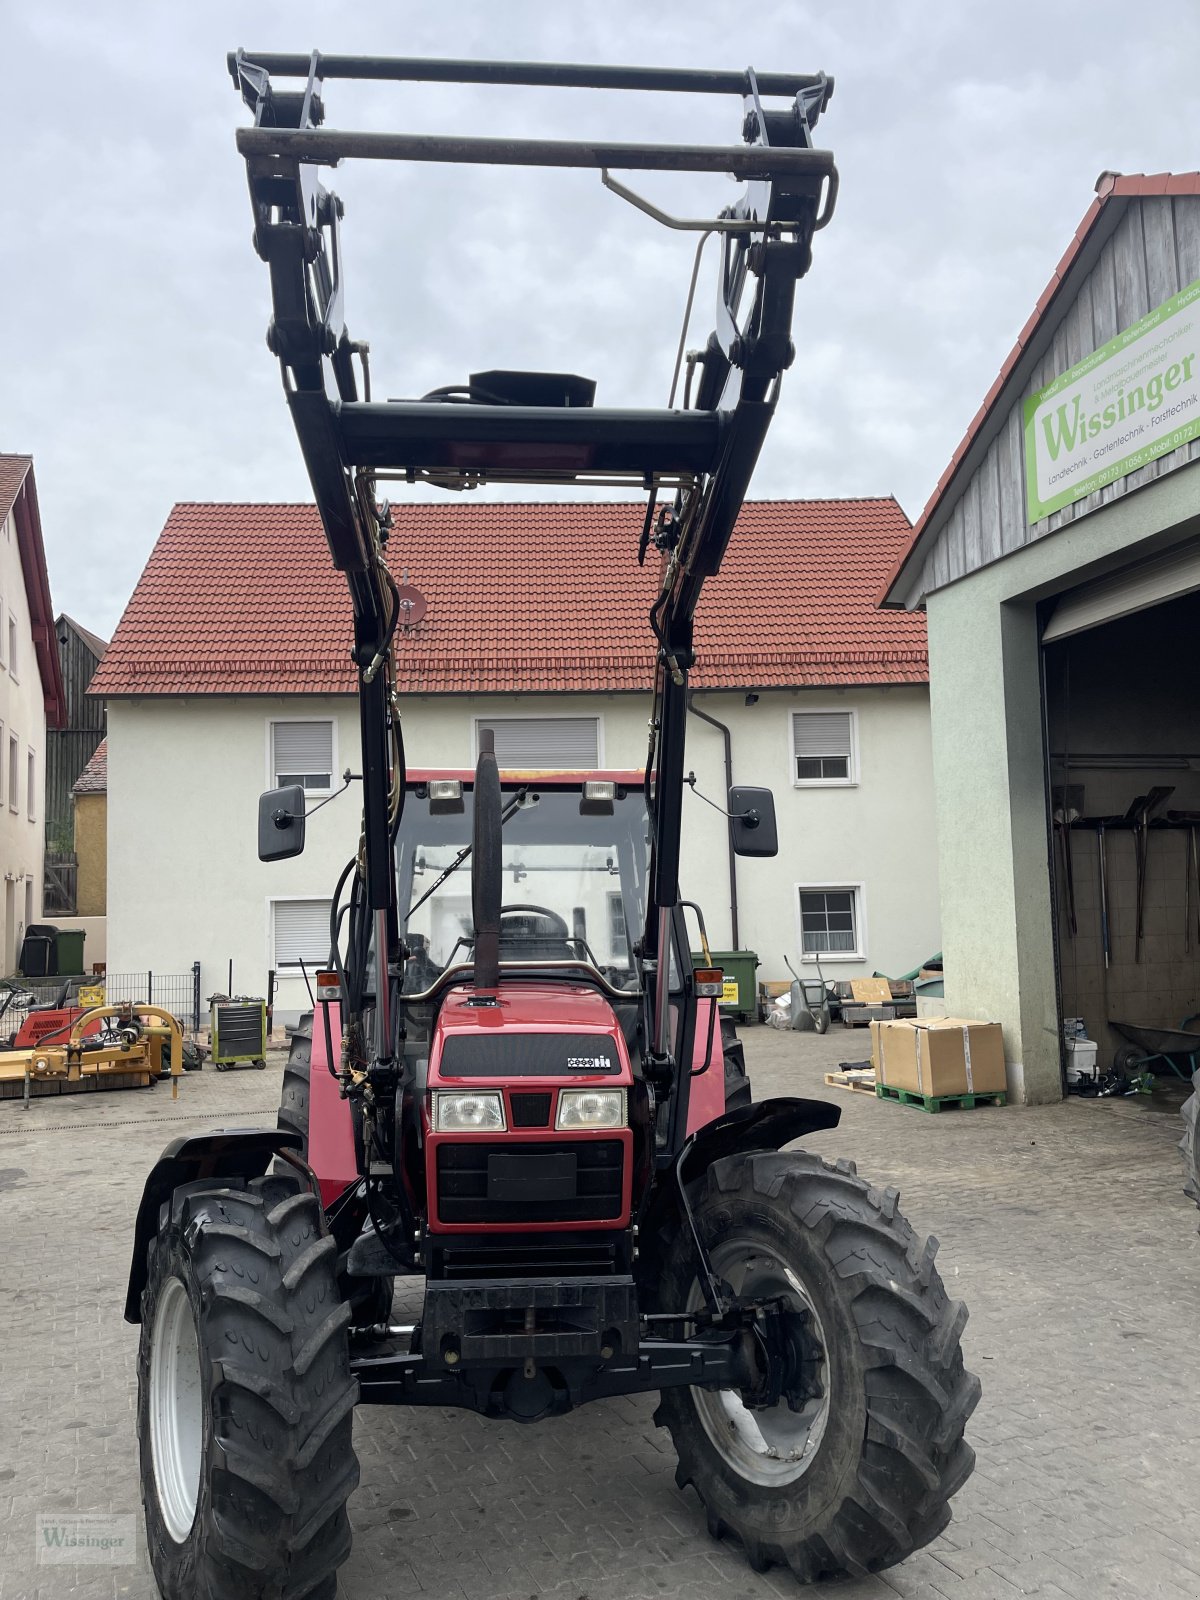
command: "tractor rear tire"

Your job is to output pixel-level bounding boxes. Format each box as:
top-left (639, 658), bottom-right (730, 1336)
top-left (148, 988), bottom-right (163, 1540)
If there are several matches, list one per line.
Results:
top-left (720, 1017), bottom-right (752, 1113)
top-left (277, 1012), bottom-right (394, 1328)
top-left (136, 1171), bottom-right (359, 1600)
top-left (277, 1012), bottom-right (315, 1151)
top-left (651, 1150), bottom-right (979, 1582)
top-left (1181, 1069), bottom-right (1200, 1217)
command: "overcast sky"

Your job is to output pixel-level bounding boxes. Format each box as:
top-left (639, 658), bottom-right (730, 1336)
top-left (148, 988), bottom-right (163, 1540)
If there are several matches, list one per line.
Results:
top-left (3, 1), bottom-right (1199, 638)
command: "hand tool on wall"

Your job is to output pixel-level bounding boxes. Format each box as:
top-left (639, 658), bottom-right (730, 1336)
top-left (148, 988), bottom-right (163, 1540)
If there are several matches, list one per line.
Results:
top-left (1097, 821), bottom-right (1110, 969)
top-left (1053, 802), bottom-right (1079, 937)
top-left (1127, 787), bottom-right (1174, 962)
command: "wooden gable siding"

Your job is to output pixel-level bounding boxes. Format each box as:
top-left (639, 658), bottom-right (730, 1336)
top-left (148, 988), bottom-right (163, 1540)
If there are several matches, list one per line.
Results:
top-left (45, 621), bottom-right (105, 845)
top-left (905, 197), bottom-right (1200, 606)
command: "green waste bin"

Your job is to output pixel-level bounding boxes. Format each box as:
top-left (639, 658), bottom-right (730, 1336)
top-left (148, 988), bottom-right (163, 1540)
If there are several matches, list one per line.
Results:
top-left (690, 949), bottom-right (760, 1022)
top-left (55, 928), bottom-right (86, 975)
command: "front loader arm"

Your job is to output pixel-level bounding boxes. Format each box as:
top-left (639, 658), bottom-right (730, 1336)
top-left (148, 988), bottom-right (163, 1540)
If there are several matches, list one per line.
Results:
top-left (231, 49), bottom-right (837, 1117)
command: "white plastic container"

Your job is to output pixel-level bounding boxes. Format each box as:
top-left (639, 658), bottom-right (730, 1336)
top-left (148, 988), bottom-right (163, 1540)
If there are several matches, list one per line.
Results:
top-left (1065, 1036), bottom-right (1098, 1086)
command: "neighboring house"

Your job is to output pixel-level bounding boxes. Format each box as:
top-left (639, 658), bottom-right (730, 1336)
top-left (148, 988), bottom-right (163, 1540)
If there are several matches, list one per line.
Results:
top-left (884, 172), bottom-right (1200, 1103)
top-left (91, 499), bottom-right (937, 1023)
top-left (71, 738), bottom-right (107, 919)
top-left (44, 613), bottom-right (107, 902)
top-left (0, 455), bottom-right (67, 973)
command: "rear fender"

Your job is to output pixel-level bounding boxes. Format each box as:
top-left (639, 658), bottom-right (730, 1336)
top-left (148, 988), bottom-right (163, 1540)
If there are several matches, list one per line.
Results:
top-left (123, 1128), bottom-right (304, 1323)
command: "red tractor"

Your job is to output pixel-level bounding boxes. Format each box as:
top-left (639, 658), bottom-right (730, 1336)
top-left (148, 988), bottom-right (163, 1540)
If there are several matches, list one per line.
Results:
top-left (125, 53), bottom-right (978, 1598)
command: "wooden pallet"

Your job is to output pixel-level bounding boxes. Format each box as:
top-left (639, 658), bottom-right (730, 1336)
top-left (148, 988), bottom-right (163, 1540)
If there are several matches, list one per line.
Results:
top-left (823, 1069), bottom-right (877, 1095)
top-left (875, 1083), bottom-right (1007, 1113)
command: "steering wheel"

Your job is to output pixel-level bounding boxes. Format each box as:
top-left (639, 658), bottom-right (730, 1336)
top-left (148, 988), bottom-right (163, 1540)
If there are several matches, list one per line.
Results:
top-left (499, 904), bottom-right (570, 934)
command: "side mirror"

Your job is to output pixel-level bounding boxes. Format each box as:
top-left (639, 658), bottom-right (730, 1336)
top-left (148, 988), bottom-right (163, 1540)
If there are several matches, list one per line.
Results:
top-left (729, 785), bottom-right (778, 857)
top-left (258, 784), bottom-right (306, 862)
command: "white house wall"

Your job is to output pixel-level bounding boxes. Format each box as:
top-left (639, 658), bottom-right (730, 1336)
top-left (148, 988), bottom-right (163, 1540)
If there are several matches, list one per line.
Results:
top-left (0, 504), bottom-right (47, 970)
top-left (106, 686), bottom-right (939, 1023)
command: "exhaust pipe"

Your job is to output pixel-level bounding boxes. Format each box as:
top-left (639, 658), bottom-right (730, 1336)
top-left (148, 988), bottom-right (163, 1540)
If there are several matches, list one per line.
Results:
top-left (472, 729), bottom-right (502, 990)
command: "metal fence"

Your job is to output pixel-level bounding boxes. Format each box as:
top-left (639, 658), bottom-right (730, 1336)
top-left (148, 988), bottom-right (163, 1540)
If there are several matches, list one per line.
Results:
top-left (0, 964), bottom-right (204, 1043)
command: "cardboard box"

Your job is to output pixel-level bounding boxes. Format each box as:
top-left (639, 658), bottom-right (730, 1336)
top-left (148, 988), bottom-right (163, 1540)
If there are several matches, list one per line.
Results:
top-left (850, 977), bottom-right (893, 1005)
top-left (871, 1017), bottom-right (1007, 1098)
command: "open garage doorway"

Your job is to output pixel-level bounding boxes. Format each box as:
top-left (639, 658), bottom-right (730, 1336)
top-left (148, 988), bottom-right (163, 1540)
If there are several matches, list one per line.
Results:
top-left (1044, 578), bottom-right (1200, 1109)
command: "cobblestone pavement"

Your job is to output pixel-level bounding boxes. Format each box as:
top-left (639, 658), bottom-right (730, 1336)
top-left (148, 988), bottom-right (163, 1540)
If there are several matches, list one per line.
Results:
top-left (1, 1025), bottom-right (1198, 1599)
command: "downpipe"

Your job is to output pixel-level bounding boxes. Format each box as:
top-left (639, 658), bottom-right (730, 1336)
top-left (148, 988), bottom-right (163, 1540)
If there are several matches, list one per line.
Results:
top-left (687, 692), bottom-right (739, 948)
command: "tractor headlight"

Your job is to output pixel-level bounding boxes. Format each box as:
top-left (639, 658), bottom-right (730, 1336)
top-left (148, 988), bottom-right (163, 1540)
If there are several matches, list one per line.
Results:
top-left (432, 1091), bottom-right (506, 1132)
top-left (556, 1088), bottom-right (626, 1131)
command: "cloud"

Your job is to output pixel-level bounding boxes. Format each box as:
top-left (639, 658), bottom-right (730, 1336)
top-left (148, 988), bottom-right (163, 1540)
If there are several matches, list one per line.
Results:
top-left (1, 0), bottom-right (1198, 633)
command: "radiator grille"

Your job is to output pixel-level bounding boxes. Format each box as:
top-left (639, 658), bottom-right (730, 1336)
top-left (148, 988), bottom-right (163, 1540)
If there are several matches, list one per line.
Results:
top-left (510, 1093), bottom-right (552, 1128)
top-left (437, 1140), bottom-right (623, 1224)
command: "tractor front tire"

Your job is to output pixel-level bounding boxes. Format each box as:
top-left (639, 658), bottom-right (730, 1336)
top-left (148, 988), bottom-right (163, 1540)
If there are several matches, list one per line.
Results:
top-left (1181, 1068), bottom-right (1200, 1217)
top-left (652, 1150), bottom-right (979, 1582)
top-left (137, 1172), bottom-right (359, 1600)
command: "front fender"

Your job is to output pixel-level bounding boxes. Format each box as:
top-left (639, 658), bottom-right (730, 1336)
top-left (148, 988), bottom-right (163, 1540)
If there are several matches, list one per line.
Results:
top-left (678, 1094), bottom-right (841, 1188)
top-left (123, 1128), bottom-right (303, 1323)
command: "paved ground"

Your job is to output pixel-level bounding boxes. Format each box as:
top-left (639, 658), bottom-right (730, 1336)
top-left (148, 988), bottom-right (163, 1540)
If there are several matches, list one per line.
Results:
top-left (1, 1025), bottom-right (1198, 1600)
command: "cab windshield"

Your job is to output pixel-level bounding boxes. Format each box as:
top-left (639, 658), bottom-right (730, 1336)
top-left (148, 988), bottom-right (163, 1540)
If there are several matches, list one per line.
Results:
top-left (396, 782), bottom-right (649, 992)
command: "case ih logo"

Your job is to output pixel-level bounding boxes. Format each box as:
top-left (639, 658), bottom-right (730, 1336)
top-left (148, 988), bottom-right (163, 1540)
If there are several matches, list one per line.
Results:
top-left (567, 1055), bottom-right (611, 1072)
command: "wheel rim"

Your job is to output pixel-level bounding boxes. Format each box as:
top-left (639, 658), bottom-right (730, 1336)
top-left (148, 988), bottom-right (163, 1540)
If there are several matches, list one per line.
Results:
top-left (690, 1238), bottom-right (830, 1487)
top-left (149, 1276), bottom-right (203, 1542)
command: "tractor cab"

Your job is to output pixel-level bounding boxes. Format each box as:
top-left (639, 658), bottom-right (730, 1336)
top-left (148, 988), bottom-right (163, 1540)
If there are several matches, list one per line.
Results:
top-left (397, 768), bottom-right (649, 996)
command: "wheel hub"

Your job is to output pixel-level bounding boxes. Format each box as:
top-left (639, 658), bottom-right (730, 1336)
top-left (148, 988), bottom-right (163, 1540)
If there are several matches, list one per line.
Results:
top-left (690, 1242), bottom-right (830, 1487)
top-left (148, 1276), bottom-right (203, 1543)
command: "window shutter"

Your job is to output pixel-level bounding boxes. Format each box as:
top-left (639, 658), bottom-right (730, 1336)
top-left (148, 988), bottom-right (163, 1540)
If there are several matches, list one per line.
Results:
top-left (792, 712), bottom-right (852, 760)
top-left (273, 899), bottom-right (332, 966)
top-left (273, 721), bottom-right (333, 786)
top-left (478, 716), bottom-right (599, 769)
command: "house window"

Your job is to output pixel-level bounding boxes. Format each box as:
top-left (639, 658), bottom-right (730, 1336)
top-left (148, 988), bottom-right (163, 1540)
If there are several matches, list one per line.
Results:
top-left (797, 885), bottom-right (864, 961)
top-left (7, 616), bottom-right (16, 681)
top-left (0, 721), bottom-right (4, 804)
top-left (26, 750), bottom-right (35, 821)
top-left (0, 595), bottom-right (5, 667)
top-left (272, 899), bottom-right (333, 968)
top-left (8, 734), bottom-right (19, 813)
top-left (476, 715), bottom-right (601, 769)
top-left (792, 710), bottom-right (855, 784)
top-left (271, 720), bottom-right (334, 792)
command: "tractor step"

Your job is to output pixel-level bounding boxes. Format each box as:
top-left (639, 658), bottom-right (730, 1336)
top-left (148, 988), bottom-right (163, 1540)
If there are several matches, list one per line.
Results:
top-left (875, 1083), bottom-right (1007, 1113)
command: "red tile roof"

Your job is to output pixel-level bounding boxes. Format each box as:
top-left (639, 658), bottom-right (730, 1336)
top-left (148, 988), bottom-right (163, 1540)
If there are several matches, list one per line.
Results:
top-left (72, 737), bottom-right (107, 795)
top-left (89, 499), bottom-right (927, 697)
top-left (0, 454), bottom-right (67, 726)
top-left (883, 172), bottom-right (1200, 607)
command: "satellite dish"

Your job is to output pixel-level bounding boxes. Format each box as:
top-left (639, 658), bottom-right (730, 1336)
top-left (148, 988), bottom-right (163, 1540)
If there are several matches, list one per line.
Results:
top-left (393, 585), bottom-right (427, 633)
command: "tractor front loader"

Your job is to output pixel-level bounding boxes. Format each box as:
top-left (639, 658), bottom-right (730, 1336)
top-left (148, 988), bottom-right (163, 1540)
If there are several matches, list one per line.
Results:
top-left (125, 53), bottom-right (979, 1598)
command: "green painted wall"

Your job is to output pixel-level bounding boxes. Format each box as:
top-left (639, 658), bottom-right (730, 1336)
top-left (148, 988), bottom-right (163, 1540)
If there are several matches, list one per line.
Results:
top-left (924, 458), bottom-right (1200, 1103)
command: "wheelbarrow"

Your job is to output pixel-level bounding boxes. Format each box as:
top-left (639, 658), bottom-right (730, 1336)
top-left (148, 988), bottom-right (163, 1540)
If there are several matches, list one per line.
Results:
top-left (781, 954), bottom-right (833, 1034)
top-left (1110, 1017), bottom-right (1200, 1081)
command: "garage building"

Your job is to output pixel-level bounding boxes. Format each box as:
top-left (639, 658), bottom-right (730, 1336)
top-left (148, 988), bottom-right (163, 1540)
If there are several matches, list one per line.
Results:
top-left (885, 171), bottom-right (1200, 1104)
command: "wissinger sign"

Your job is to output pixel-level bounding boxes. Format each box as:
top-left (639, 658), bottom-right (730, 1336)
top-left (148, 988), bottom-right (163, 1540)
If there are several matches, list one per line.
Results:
top-left (1024, 276), bottom-right (1200, 522)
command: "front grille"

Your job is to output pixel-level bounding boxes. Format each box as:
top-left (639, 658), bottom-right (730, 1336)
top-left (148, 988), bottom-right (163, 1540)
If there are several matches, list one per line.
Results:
top-left (437, 1140), bottom-right (623, 1224)
top-left (439, 1033), bottom-right (621, 1077)
top-left (510, 1092), bottom-right (552, 1128)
